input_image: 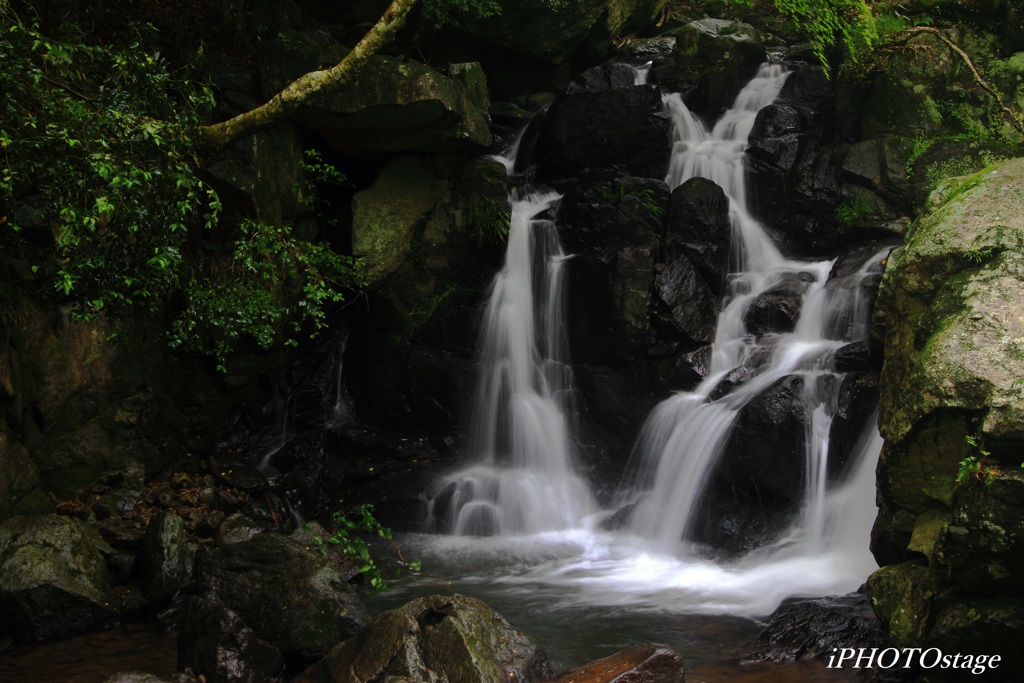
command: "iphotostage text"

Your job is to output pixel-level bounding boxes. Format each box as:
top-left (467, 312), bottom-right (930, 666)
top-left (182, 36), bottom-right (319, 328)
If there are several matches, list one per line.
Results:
top-left (827, 647), bottom-right (1001, 674)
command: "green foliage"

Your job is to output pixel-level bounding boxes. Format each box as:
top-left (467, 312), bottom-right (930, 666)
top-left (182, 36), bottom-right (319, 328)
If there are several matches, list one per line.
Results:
top-left (423, 0), bottom-right (503, 27)
top-left (773, 0), bottom-right (878, 75)
top-left (957, 434), bottom-right (1001, 487)
top-left (475, 196), bottom-right (511, 245)
top-left (0, 6), bottom-right (217, 318)
top-left (836, 189), bottom-right (873, 225)
top-left (168, 218), bottom-right (365, 370)
top-left (308, 504), bottom-right (420, 590)
top-left (1, 8), bottom-right (365, 369)
top-left (599, 186), bottom-right (665, 218)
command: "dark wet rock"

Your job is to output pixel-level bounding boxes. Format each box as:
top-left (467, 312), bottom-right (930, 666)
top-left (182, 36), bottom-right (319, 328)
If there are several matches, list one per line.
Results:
top-left (0, 514), bottom-right (118, 641)
top-left (575, 363), bottom-right (651, 432)
top-left (97, 517), bottom-right (144, 550)
top-left (828, 371), bottom-right (881, 472)
top-left (543, 643), bottom-right (685, 682)
top-left (746, 66), bottom-right (846, 257)
top-left (744, 277), bottom-right (810, 335)
top-left (747, 592), bottom-right (888, 662)
top-left (689, 491), bottom-right (795, 557)
top-left (567, 62), bottom-right (639, 93)
top-left (293, 593), bottom-right (551, 683)
top-left (652, 254), bottom-right (718, 345)
top-left (649, 19), bottom-right (765, 117)
top-left (136, 510), bottom-right (194, 603)
top-left (178, 595), bottom-right (285, 683)
top-left (535, 86), bottom-right (671, 181)
top-left (560, 177), bottom-right (668, 250)
top-left (293, 55), bottom-right (491, 155)
top-left (667, 177), bottom-right (732, 294)
top-left (653, 345), bottom-right (713, 393)
top-left (210, 463), bottom-right (269, 493)
top-left (189, 533), bottom-right (368, 665)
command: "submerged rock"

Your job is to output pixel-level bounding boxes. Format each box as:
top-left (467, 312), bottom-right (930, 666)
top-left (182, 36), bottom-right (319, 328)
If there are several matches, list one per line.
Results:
top-left (0, 514), bottom-right (118, 641)
top-left (748, 592), bottom-right (888, 662)
top-left (543, 643), bottom-right (685, 682)
top-left (178, 595), bottom-right (285, 683)
top-left (293, 593), bottom-right (552, 683)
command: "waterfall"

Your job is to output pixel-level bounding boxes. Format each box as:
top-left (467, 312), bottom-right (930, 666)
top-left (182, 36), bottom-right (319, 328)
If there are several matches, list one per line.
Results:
top-left (426, 176), bottom-right (596, 535)
top-left (625, 64), bottom-right (880, 560)
top-left (414, 62), bottom-right (882, 618)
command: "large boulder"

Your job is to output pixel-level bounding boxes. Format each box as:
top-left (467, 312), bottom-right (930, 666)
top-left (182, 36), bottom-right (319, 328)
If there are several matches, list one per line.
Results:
top-left (535, 85), bottom-right (671, 181)
top-left (666, 177), bottom-right (732, 294)
top-left (293, 593), bottom-right (552, 683)
top-left (446, 1), bottom-right (668, 65)
top-left (747, 592), bottom-right (889, 662)
top-left (745, 65), bottom-right (847, 257)
top-left (351, 155), bottom-right (447, 285)
top-left (136, 510), bottom-right (195, 603)
top-left (180, 533), bottom-right (369, 675)
top-left (294, 56), bottom-right (491, 155)
top-left (648, 18), bottom-right (766, 117)
top-left (869, 158), bottom-right (1024, 669)
top-left (0, 514), bottom-right (118, 641)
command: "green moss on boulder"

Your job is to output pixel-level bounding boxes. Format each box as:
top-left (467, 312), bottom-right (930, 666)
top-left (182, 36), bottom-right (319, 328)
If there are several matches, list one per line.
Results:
top-left (0, 514), bottom-right (118, 641)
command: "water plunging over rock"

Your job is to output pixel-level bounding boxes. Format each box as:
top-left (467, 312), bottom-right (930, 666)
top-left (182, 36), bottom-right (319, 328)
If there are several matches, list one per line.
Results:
top-left (418, 62), bottom-right (885, 618)
top-left (427, 190), bottom-right (596, 536)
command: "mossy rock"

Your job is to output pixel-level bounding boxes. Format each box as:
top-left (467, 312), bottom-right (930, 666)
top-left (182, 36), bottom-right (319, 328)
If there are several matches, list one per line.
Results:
top-left (293, 593), bottom-right (551, 683)
top-left (296, 55), bottom-right (491, 155)
top-left (352, 156), bottom-right (447, 286)
top-left (935, 472), bottom-right (1024, 596)
top-left (0, 514), bottom-right (118, 641)
top-left (189, 533), bottom-right (368, 665)
top-left (867, 561), bottom-right (941, 647)
top-left (878, 160), bottom-right (1024, 446)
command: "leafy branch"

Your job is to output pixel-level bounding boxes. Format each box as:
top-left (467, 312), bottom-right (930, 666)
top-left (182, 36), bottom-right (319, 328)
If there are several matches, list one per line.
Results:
top-left (308, 504), bottom-right (420, 590)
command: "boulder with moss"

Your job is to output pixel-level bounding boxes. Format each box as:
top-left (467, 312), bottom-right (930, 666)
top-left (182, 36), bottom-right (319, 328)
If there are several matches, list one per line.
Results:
top-left (0, 514), bottom-right (119, 641)
top-left (293, 593), bottom-right (551, 683)
top-left (179, 532), bottom-right (369, 677)
top-left (869, 158), bottom-right (1024, 672)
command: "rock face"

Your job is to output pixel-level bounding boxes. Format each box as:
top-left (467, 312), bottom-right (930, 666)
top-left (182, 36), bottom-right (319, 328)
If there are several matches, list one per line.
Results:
top-left (869, 158), bottom-right (1024, 673)
top-left (293, 593), bottom-right (552, 683)
top-left (179, 533), bottom-right (369, 681)
top-left (0, 514), bottom-right (118, 641)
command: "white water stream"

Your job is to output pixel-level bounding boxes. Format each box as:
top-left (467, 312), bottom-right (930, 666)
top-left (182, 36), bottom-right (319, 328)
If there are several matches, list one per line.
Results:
top-left (418, 63), bottom-right (882, 619)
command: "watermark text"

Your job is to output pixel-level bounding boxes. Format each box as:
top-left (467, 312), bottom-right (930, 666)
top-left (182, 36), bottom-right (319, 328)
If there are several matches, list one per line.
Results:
top-left (826, 647), bottom-right (1000, 675)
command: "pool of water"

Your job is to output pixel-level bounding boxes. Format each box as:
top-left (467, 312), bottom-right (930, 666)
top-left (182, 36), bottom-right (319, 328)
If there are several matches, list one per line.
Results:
top-left (363, 530), bottom-right (870, 682)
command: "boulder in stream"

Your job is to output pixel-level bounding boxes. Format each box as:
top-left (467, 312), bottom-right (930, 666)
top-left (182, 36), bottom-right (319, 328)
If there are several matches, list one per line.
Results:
top-left (0, 514), bottom-right (119, 641)
top-left (179, 532), bottom-right (368, 678)
top-left (293, 593), bottom-right (552, 683)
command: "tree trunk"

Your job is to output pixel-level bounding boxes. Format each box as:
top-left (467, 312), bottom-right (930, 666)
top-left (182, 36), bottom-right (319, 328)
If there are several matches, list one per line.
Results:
top-left (198, 0), bottom-right (420, 150)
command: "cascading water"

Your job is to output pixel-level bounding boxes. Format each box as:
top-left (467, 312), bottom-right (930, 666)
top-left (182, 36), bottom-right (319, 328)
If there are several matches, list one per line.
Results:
top-left (411, 63), bottom-right (884, 632)
top-left (624, 64), bottom-right (882, 563)
top-left (426, 183), bottom-right (596, 536)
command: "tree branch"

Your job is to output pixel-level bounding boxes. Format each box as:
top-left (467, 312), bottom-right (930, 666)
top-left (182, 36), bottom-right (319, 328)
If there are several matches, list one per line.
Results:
top-left (198, 0), bottom-right (420, 150)
top-left (901, 26), bottom-right (1024, 139)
